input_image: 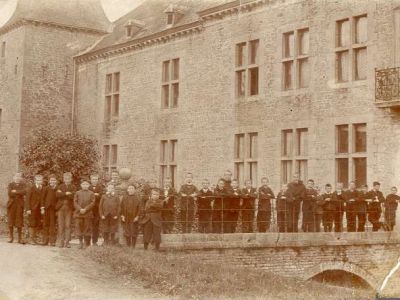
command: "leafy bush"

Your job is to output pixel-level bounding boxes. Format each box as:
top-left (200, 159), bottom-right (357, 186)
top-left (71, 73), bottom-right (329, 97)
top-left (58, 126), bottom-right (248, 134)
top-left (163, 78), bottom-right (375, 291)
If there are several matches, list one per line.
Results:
top-left (19, 130), bottom-right (100, 183)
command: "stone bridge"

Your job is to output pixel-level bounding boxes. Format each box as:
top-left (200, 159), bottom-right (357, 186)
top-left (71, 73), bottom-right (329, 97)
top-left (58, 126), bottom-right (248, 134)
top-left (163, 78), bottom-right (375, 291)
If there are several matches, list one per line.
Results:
top-left (159, 232), bottom-right (400, 291)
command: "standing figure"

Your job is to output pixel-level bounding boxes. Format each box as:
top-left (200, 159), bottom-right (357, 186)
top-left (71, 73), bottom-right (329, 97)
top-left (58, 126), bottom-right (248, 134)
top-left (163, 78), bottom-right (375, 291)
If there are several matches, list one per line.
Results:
top-left (344, 181), bottom-right (358, 232)
top-left (26, 174), bottom-right (46, 245)
top-left (287, 174), bottom-right (306, 232)
top-left (356, 184), bottom-right (369, 232)
top-left (212, 179), bottom-right (225, 233)
top-left (333, 183), bottom-right (345, 232)
top-left (42, 175), bottom-right (58, 246)
top-left (384, 187), bottom-right (400, 231)
top-left (178, 174), bottom-right (198, 233)
top-left (367, 181), bottom-right (385, 231)
top-left (302, 179), bottom-right (317, 232)
top-left (314, 186), bottom-right (324, 232)
top-left (7, 173), bottom-right (26, 244)
top-left (241, 180), bottom-right (257, 233)
top-left (322, 184), bottom-right (336, 232)
top-left (197, 179), bottom-right (213, 233)
top-left (74, 178), bottom-right (95, 249)
top-left (120, 184), bottom-right (141, 247)
top-left (161, 178), bottom-right (176, 234)
top-left (139, 189), bottom-right (163, 250)
top-left (99, 183), bottom-right (120, 245)
top-left (89, 174), bottom-right (104, 246)
top-left (276, 184), bottom-right (292, 232)
top-left (257, 177), bottom-right (275, 233)
top-left (223, 179), bottom-right (237, 233)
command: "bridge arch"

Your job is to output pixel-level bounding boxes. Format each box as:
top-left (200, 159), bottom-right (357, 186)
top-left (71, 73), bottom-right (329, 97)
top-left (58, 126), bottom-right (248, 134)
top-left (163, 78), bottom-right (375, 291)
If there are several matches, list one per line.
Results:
top-left (303, 262), bottom-right (378, 290)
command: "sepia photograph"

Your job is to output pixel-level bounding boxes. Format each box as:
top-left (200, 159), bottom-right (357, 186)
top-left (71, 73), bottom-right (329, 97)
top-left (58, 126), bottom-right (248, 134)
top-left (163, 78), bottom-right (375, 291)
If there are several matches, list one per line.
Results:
top-left (0, 0), bottom-right (400, 299)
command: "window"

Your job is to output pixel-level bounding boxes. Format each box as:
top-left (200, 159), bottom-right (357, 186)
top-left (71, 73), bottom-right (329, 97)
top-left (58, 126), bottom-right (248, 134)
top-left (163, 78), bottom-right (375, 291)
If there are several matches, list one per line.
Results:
top-left (335, 123), bottom-right (367, 187)
top-left (235, 39), bottom-right (259, 98)
top-left (1, 42), bottom-right (5, 58)
top-left (335, 15), bottom-right (367, 82)
top-left (282, 28), bottom-right (310, 90)
top-left (160, 139), bottom-right (178, 188)
top-left (234, 133), bottom-right (258, 185)
top-left (162, 58), bottom-right (179, 108)
top-left (103, 144), bottom-right (118, 174)
top-left (104, 72), bottom-right (120, 121)
top-left (281, 128), bottom-right (308, 183)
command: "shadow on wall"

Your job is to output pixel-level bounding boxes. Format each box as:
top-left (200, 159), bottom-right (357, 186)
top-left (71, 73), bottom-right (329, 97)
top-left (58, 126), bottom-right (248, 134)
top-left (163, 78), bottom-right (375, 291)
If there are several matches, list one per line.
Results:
top-left (309, 270), bottom-right (372, 290)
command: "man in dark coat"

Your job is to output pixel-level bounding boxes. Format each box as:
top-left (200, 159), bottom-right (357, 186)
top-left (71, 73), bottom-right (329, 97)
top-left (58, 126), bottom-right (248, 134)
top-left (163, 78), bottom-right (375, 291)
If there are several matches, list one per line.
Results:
top-left (197, 179), bottom-right (213, 233)
top-left (41, 175), bottom-right (58, 246)
top-left (257, 177), bottom-right (275, 232)
top-left (120, 184), bottom-right (141, 247)
top-left (56, 172), bottom-right (77, 248)
top-left (333, 183), bottom-right (346, 232)
top-left (302, 179), bottom-right (317, 232)
top-left (367, 181), bottom-right (385, 231)
top-left (139, 189), bottom-right (163, 250)
top-left (287, 174), bottom-right (306, 232)
top-left (7, 173), bottom-right (26, 244)
top-left (222, 179), bottom-right (237, 233)
top-left (241, 179), bottom-right (257, 233)
top-left (276, 184), bottom-right (292, 232)
top-left (344, 181), bottom-right (358, 232)
top-left (26, 174), bottom-right (46, 245)
top-left (384, 187), bottom-right (400, 231)
top-left (356, 184), bottom-right (369, 232)
top-left (160, 177), bottom-right (176, 234)
top-left (321, 184), bottom-right (336, 232)
top-left (89, 174), bottom-right (104, 246)
top-left (212, 179), bottom-right (226, 233)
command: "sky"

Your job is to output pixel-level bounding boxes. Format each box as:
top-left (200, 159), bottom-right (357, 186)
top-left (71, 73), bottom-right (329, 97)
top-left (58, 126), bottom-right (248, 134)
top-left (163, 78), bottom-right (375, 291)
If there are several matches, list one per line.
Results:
top-left (0, 0), bottom-right (145, 26)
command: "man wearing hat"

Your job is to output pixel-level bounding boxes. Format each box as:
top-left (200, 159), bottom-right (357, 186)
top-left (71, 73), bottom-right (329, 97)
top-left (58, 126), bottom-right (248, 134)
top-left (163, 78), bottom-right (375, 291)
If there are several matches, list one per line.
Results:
top-left (367, 181), bottom-right (385, 231)
top-left (74, 177), bottom-right (95, 249)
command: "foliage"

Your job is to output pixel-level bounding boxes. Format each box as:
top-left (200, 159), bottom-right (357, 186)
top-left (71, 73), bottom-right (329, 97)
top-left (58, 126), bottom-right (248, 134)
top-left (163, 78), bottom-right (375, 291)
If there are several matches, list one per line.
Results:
top-left (84, 247), bottom-right (373, 300)
top-left (19, 129), bottom-right (100, 183)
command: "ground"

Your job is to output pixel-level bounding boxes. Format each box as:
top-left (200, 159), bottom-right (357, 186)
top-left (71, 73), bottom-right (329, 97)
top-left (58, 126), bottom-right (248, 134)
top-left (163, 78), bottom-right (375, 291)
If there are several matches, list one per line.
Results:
top-left (0, 238), bottom-right (162, 300)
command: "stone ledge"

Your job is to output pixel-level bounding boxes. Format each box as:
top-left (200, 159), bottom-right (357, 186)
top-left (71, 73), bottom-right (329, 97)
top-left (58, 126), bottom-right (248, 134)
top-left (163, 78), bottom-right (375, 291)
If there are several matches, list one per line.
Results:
top-left (160, 232), bottom-right (400, 250)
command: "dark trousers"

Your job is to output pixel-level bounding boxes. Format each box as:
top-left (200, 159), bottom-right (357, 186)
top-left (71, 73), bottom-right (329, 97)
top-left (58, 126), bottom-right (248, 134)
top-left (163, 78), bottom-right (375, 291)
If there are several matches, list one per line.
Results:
top-left (334, 211), bottom-right (344, 232)
top-left (302, 209), bottom-right (314, 232)
top-left (29, 207), bottom-right (42, 228)
top-left (368, 211), bottom-right (381, 231)
top-left (162, 209), bottom-right (174, 234)
top-left (314, 214), bottom-right (323, 232)
top-left (198, 209), bottom-right (211, 233)
top-left (223, 211), bottom-right (238, 233)
top-left (100, 215), bottom-right (119, 233)
top-left (242, 208), bottom-right (254, 233)
top-left (7, 200), bottom-right (24, 228)
top-left (43, 207), bottom-right (56, 244)
top-left (179, 209), bottom-right (194, 233)
top-left (356, 212), bottom-right (366, 232)
top-left (75, 217), bottom-right (92, 237)
top-left (257, 209), bottom-right (272, 232)
top-left (92, 208), bottom-right (100, 244)
top-left (212, 209), bottom-right (222, 233)
top-left (123, 221), bottom-right (138, 237)
top-left (346, 211), bottom-right (356, 232)
top-left (286, 201), bottom-right (301, 232)
top-left (143, 221), bottom-right (161, 245)
top-left (323, 210), bottom-right (335, 232)
top-left (57, 205), bottom-right (72, 245)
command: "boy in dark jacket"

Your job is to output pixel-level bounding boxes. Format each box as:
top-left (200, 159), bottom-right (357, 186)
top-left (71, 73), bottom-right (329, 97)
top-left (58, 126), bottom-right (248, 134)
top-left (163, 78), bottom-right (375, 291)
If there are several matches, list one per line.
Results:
top-left (257, 177), bottom-right (275, 232)
top-left (314, 186), bottom-right (324, 232)
top-left (302, 179), bottom-right (317, 232)
top-left (139, 189), bottom-right (164, 250)
top-left (197, 179), bottom-right (213, 233)
top-left (333, 183), bottom-right (345, 232)
top-left (287, 174), bottom-right (306, 232)
top-left (241, 179), bottom-right (256, 233)
top-left (120, 184), bottom-right (141, 247)
top-left (384, 187), bottom-right (400, 231)
top-left (7, 172), bottom-right (26, 244)
top-left (161, 178), bottom-right (176, 234)
top-left (74, 178), bottom-right (95, 249)
top-left (99, 183), bottom-right (120, 245)
top-left (89, 174), bottom-right (104, 246)
top-left (212, 179), bottom-right (225, 233)
top-left (26, 174), bottom-right (46, 245)
top-left (178, 174), bottom-right (198, 233)
top-left (367, 181), bottom-right (385, 231)
top-left (356, 184), bottom-right (369, 232)
top-left (345, 181), bottom-right (358, 232)
top-left (223, 179), bottom-right (238, 233)
top-left (42, 175), bottom-right (58, 246)
top-left (276, 184), bottom-right (292, 233)
top-left (322, 184), bottom-right (336, 232)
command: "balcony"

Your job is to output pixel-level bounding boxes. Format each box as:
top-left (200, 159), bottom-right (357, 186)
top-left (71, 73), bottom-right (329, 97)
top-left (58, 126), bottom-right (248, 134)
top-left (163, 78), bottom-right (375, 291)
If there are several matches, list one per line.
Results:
top-left (375, 67), bottom-right (400, 108)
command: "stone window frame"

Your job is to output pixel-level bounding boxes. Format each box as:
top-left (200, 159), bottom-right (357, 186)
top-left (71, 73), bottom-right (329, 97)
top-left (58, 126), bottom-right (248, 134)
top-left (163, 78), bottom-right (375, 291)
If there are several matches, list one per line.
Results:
top-left (104, 72), bottom-right (120, 121)
top-left (234, 132), bottom-right (258, 186)
top-left (161, 58), bottom-right (180, 109)
top-left (281, 27), bottom-right (310, 91)
top-left (103, 144), bottom-right (118, 175)
top-left (281, 128), bottom-right (308, 184)
top-left (335, 14), bottom-right (368, 83)
top-left (234, 39), bottom-right (260, 100)
top-left (335, 123), bottom-right (367, 188)
top-left (160, 139), bottom-right (178, 188)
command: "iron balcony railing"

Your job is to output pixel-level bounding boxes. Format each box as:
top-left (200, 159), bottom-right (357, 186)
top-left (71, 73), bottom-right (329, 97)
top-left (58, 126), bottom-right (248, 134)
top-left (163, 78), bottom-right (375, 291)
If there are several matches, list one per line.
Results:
top-left (375, 67), bottom-right (400, 102)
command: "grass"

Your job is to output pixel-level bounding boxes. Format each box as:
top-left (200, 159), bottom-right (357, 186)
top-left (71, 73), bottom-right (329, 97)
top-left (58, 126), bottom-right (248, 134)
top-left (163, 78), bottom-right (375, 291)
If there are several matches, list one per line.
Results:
top-left (84, 246), bottom-right (374, 300)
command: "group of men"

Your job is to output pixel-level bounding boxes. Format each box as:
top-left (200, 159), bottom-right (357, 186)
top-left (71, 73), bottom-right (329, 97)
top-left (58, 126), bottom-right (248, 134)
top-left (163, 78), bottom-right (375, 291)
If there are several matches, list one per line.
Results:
top-left (5, 169), bottom-right (399, 250)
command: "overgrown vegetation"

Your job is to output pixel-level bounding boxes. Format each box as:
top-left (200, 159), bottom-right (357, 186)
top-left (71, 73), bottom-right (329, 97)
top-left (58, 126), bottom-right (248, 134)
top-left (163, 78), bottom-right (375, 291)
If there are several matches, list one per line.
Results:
top-left (84, 246), bottom-right (374, 300)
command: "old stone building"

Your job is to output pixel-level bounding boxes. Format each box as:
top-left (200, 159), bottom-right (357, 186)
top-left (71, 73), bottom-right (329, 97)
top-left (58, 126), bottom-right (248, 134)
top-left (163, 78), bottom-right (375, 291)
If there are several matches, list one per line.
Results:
top-left (0, 0), bottom-right (111, 201)
top-left (74, 0), bottom-right (400, 196)
top-left (2, 0), bottom-right (400, 204)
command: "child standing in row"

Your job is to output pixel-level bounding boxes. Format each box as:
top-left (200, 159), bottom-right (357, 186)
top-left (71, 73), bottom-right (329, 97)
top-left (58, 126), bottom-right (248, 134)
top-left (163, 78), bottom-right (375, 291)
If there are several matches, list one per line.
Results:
top-left (120, 184), bottom-right (141, 247)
